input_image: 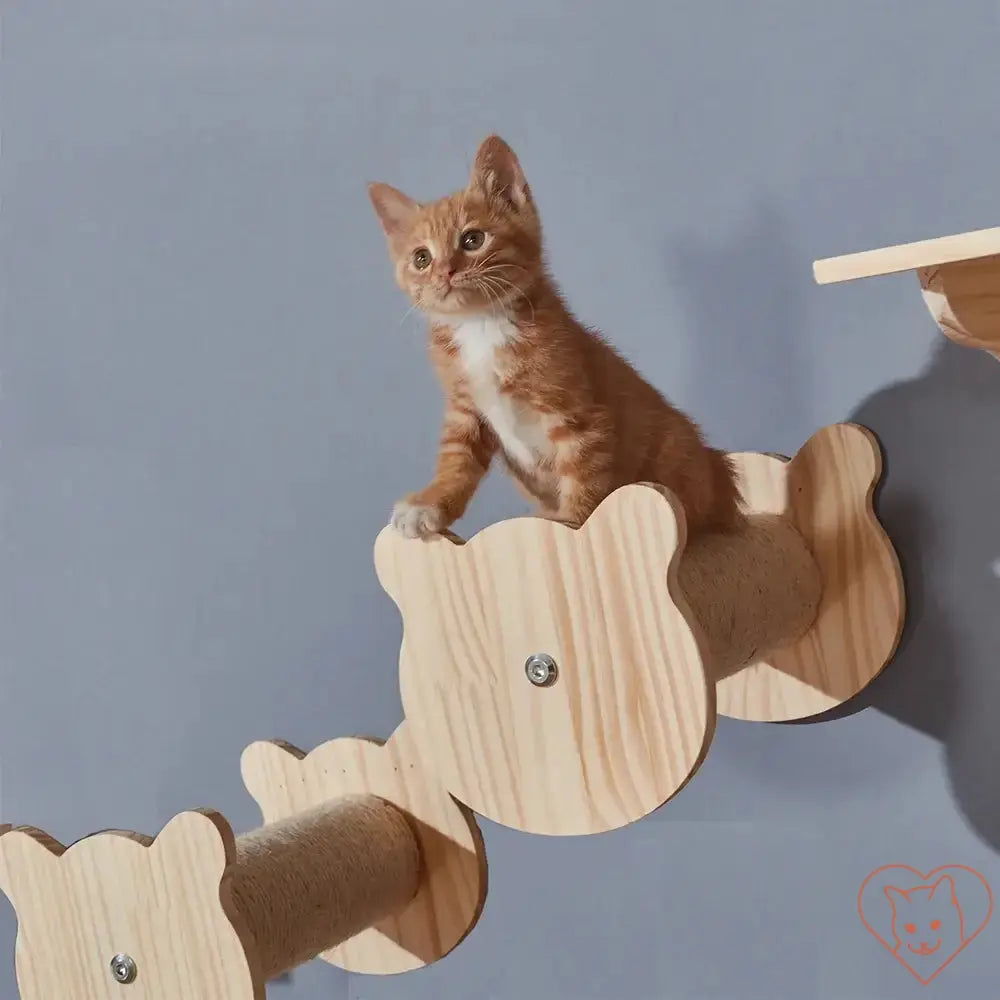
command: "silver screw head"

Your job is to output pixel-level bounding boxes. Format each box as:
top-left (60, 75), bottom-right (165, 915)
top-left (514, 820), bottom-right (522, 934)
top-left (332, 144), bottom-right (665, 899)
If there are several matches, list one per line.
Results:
top-left (110, 953), bottom-right (137, 984)
top-left (525, 653), bottom-right (558, 686)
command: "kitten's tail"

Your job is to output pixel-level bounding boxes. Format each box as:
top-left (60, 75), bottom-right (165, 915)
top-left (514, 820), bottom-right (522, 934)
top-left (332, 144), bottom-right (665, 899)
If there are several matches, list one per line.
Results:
top-left (704, 448), bottom-right (747, 533)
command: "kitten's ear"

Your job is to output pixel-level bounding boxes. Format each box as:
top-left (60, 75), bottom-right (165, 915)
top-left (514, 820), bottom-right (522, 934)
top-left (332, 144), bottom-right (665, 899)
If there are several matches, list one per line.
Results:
top-left (367, 182), bottom-right (419, 238)
top-left (469, 135), bottom-right (532, 210)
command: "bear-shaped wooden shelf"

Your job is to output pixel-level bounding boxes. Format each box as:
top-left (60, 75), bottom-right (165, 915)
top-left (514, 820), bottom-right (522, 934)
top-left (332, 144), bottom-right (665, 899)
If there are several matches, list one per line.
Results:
top-left (0, 722), bottom-right (486, 999)
top-left (814, 225), bottom-right (1000, 359)
top-left (240, 721), bottom-right (485, 975)
top-left (374, 423), bottom-right (904, 837)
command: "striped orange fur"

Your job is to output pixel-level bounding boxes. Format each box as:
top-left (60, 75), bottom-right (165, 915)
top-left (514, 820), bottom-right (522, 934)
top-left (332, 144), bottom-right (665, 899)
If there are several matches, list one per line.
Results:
top-left (368, 136), bottom-right (744, 539)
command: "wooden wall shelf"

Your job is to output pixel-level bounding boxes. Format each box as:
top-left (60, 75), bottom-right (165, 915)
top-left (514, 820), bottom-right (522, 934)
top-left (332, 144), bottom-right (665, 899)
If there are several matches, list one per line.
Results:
top-left (374, 422), bottom-right (905, 837)
top-left (814, 226), bottom-right (1000, 358)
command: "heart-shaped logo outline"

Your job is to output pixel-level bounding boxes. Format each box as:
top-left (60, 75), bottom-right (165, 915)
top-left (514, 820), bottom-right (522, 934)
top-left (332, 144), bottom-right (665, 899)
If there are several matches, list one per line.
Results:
top-left (857, 864), bottom-right (993, 984)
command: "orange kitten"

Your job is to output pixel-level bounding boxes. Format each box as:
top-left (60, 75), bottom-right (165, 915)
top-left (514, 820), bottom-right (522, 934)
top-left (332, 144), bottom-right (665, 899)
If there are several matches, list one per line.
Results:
top-left (368, 135), bottom-right (745, 539)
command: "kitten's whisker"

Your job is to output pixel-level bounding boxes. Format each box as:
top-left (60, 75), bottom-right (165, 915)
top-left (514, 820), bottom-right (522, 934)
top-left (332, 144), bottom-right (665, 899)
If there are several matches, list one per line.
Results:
top-left (484, 262), bottom-right (529, 274)
top-left (476, 268), bottom-right (514, 290)
top-left (477, 275), bottom-right (512, 317)
top-left (478, 265), bottom-right (531, 296)
top-left (397, 300), bottom-right (421, 327)
top-left (477, 279), bottom-right (503, 318)
top-left (474, 276), bottom-right (505, 319)
top-left (481, 272), bottom-right (535, 324)
top-left (471, 249), bottom-right (504, 271)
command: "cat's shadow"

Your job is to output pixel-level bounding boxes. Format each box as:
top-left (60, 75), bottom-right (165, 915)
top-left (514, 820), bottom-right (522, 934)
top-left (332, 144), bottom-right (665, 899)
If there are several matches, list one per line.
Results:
top-left (669, 208), bottom-right (1000, 849)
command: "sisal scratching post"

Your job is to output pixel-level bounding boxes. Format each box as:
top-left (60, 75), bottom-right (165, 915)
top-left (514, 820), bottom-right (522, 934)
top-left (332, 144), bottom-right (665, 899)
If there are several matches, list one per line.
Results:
top-left (241, 724), bottom-right (488, 975)
top-left (230, 795), bottom-right (421, 981)
top-left (677, 513), bottom-right (823, 682)
top-left (375, 425), bottom-right (902, 831)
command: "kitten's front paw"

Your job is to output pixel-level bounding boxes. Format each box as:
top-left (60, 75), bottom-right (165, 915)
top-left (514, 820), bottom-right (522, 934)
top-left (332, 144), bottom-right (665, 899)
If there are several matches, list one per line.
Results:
top-left (390, 499), bottom-right (447, 539)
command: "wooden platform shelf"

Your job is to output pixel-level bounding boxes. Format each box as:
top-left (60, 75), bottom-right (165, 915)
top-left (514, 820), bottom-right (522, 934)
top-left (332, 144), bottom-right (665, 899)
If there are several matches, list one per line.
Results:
top-left (0, 722), bottom-right (486, 998)
top-left (813, 226), bottom-right (1000, 358)
top-left (374, 422), bottom-right (905, 837)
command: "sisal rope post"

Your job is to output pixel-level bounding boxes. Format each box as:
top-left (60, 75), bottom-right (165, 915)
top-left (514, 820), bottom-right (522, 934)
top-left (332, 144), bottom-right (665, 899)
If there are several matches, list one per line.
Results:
top-left (229, 794), bottom-right (421, 981)
top-left (677, 513), bottom-right (823, 682)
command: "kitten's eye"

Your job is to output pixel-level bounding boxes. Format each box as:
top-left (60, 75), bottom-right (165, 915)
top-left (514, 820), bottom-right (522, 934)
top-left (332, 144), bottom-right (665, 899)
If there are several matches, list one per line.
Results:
top-left (412, 248), bottom-right (432, 270)
top-left (930, 920), bottom-right (941, 931)
top-left (904, 923), bottom-right (916, 934)
top-left (460, 229), bottom-right (486, 251)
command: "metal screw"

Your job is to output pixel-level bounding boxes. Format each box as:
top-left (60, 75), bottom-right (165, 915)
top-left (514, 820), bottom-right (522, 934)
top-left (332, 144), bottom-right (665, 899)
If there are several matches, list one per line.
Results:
top-left (525, 653), bottom-right (558, 687)
top-left (110, 953), bottom-right (137, 985)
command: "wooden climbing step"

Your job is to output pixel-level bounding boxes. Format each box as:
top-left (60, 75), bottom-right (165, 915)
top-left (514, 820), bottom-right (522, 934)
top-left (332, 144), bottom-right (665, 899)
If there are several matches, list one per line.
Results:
top-left (814, 225), bottom-right (1000, 357)
top-left (813, 226), bottom-right (1000, 284)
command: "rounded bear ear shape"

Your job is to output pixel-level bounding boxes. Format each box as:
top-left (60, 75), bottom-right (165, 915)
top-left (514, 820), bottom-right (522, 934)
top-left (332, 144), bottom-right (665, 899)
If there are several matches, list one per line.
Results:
top-left (582, 482), bottom-right (686, 545)
top-left (570, 480), bottom-right (690, 601)
top-left (790, 422), bottom-right (883, 491)
top-left (373, 523), bottom-right (463, 608)
top-left (373, 524), bottom-right (404, 605)
top-left (0, 826), bottom-right (64, 905)
top-left (240, 739), bottom-right (306, 812)
top-left (150, 809), bottom-right (235, 883)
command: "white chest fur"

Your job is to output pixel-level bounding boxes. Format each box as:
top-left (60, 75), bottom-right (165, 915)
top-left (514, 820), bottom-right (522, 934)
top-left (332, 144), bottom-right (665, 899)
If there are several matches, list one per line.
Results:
top-left (449, 315), bottom-right (552, 469)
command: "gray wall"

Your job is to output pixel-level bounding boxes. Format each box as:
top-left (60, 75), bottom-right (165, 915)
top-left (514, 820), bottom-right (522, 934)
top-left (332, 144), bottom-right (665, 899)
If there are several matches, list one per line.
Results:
top-left (3, 1), bottom-right (1000, 997)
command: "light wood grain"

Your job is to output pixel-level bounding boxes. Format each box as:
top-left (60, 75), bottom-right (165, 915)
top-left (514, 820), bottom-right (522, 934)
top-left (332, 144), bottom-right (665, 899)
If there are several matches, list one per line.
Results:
top-left (0, 723), bottom-right (483, 996)
top-left (718, 423), bottom-right (905, 721)
top-left (374, 424), bottom-right (905, 831)
top-left (918, 257), bottom-right (1000, 359)
top-left (375, 483), bottom-right (715, 836)
top-left (813, 226), bottom-right (1000, 284)
top-left (241, 721), bottom-right (486, 975)
top-left (0, 811), bottom-right (261, 1000)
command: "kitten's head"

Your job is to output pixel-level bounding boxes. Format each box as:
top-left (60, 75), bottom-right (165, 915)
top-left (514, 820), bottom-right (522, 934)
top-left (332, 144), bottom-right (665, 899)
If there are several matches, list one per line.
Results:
top-left (368, 135), bottom-right (543, 318)
top-left (884, 875), bottom-right (964, 957)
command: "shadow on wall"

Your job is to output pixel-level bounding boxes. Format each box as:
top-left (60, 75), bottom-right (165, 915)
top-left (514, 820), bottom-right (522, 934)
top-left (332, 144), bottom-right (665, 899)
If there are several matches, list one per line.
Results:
top-left (670, 208), bottom-right (1000, 850)
top-left (668, 203), bottom-right (811, 454)
top-left (810, 341), bottom-right (1000, 849)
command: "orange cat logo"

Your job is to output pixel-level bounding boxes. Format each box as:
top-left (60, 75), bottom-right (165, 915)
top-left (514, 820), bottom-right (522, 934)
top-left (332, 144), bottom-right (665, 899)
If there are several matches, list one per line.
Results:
top-left (858, 865), bottom-right (993, 984)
